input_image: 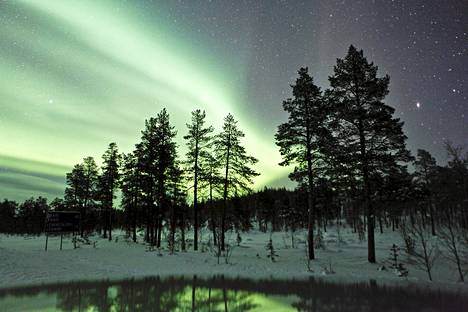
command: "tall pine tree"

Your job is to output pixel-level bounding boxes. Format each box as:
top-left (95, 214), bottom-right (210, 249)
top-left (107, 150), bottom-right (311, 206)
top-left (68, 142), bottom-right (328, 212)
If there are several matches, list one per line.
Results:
top-left (138, 108), bottom-right (178, 246)
top-left (328, 45), bottom-right (411, 263)
top-left (98, 142), bottom-right (121, 240)
top-left (275, 67), bottom-right (329, 260)
top-left (184, 109), bottom-right (214, 251)
top-left (214, 113), bottom-right (259, 251)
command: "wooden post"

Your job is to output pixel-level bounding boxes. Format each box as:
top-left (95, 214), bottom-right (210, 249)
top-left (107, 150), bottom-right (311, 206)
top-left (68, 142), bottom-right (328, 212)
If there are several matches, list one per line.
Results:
top-left (45, 233), bottom-right (48, 251)
top-left (60, 233), bottom-right (63, 250)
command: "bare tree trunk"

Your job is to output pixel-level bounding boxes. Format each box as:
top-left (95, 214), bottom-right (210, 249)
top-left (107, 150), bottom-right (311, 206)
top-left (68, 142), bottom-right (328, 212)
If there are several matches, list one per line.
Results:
top-left (221, 138), bottom-right (231, 252)
top-left (132, 194), bottom-right (137, 242)
top-left (193, 139), bottom-right (199, 251)
top-left (359, 117), bottom-right (376, 263)
top-left (306, 131), bottom-right (315, 260)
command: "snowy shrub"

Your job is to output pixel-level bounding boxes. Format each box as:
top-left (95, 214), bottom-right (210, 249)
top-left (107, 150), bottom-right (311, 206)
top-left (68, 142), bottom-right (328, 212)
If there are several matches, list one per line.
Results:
top-left (388, 244), bottom-right (401, 270)
top-left (72, 236), bottom-right (79, 249)
top-left (396, 263), bottom-right (408, 277)
top-left (236, 232), bottom-right (242, 246)
top-left (387, 244), bottom-right (408, 277)
top-left (265, 238), bottom-right (278, 262)
top-left (71, 235), bottom-right (96, 249)
top-left (146, 245), bottom-right (156, 252)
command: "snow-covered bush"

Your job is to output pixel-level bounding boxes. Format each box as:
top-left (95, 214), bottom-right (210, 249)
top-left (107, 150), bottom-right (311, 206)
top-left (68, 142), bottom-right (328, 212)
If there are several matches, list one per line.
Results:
top-left (387, 244), bottom-right (408, 277)
top-left (266, 238), bottom-right (278, 262)
top-left (236, 232), bottom-right (242, 246)
top-left (388, 244), bottom-right (401, 270)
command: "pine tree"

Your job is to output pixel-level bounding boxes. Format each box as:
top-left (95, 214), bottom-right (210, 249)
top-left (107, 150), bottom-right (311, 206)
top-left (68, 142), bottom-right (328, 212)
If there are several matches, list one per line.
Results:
top-left (328, 45), bottom-right (411, 263)
top-left (214, 113), bottom-right (259, 251)
top-left (17, 197), bottom-right (48, 234)
top-left (121, 152), bottom-right (141, 242)
top-left (64, 163), bottom-right (86, 213)
top-left (98, 142), bottom-right (121, 240)
top-left (138, 118), bottom-right (160, 245)
top-left (202, 149), bottom-right (223, 246)
top-left (138, 108), bottom-right (178, 246)
top-left (275, 67), bottom-right (329, 260)
top-left (82, 157), bottom-right (99, 236)
top-left (154, 109), bottom-right (178, 248)
top-left (0, 200), bottom-right (17, 233)
top-left (184, 109), bottom-right (214, 251)
top-left (65, 157), bottom-right (98, 237)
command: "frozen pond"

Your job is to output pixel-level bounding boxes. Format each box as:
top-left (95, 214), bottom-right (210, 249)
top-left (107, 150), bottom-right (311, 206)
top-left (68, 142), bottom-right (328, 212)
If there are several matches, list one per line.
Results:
top-left (0, 276), bottom-right (467, 311)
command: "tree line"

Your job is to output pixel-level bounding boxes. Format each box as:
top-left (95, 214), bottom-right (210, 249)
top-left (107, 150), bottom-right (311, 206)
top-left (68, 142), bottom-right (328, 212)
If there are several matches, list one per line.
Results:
top-left (1, 45), bottom-right (466, 267)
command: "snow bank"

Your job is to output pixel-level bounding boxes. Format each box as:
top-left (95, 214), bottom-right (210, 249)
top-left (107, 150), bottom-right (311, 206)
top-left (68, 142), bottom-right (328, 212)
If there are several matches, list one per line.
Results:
top-left (0, 226), bottom-right (466, 292)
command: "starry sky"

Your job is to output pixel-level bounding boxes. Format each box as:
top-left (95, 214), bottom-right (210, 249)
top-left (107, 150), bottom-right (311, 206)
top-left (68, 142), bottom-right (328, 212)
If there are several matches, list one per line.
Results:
top-left (0, 0), bottom-right (466, 201)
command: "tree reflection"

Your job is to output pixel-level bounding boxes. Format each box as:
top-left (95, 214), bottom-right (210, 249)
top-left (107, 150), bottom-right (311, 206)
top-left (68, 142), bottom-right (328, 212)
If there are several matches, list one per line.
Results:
top-left (0, 276), bottom-right (466, 312)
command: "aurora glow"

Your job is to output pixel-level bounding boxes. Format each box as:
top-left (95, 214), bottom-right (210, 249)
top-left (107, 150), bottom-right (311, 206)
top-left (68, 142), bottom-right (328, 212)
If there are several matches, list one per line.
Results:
top-left (0, 0), bottom-right (288, 200)
top-left (1, 1), bottom-right (466, 201)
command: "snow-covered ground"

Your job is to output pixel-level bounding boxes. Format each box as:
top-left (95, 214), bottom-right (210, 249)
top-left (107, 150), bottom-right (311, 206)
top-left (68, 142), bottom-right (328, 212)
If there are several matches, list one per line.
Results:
top-left (0, 226), bottom-right (466, 291)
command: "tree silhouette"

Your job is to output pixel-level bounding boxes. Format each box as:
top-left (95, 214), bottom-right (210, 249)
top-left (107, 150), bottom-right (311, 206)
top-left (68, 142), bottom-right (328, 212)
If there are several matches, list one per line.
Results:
top-left (214, 113), bottom-right (259, 251)
top-left (328, 45), bottom-right (411, 263)
top-left (65, 157), bottom-right (98, 237)
top-left (98, 142), bottom-right (121, 240)
top-left (138, 108), bottom-right (178, 246)
top-left (184, 109), bottom-right (214, 251)
top-left (275, 67), bottom-right (329, 260)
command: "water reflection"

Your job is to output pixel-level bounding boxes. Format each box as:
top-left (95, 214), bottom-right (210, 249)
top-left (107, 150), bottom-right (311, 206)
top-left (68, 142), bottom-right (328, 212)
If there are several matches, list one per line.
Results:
top-left (0, 276), bottom-right (467, 311)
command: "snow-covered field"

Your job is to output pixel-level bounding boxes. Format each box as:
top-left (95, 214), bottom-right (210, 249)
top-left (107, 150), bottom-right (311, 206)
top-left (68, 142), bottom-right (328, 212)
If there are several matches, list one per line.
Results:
top-left (0, 226), bottom-right (466, 291)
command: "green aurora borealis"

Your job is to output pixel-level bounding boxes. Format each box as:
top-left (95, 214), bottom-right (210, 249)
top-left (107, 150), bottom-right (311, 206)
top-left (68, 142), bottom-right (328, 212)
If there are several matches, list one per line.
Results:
top-left (0, 0), bottom-right (289, 201)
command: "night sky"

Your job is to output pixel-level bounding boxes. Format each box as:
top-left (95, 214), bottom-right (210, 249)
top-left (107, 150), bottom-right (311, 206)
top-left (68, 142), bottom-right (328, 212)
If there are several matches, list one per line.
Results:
top-left (0, 0), bottom-right (466, 201)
